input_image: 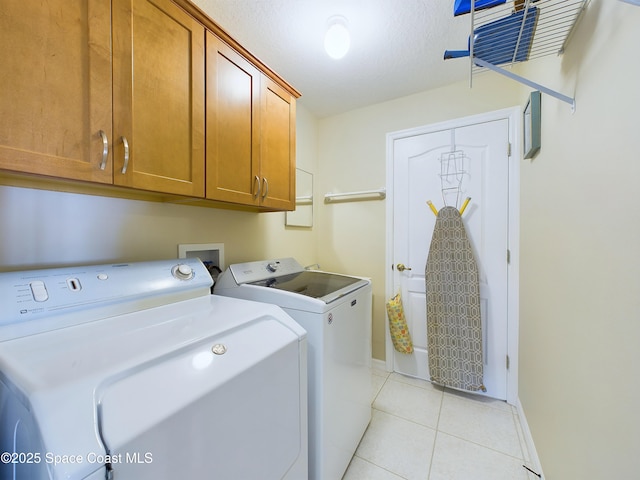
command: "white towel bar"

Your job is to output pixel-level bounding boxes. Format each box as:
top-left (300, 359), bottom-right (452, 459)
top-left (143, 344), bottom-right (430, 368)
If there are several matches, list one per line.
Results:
top-left (324, 188), bottom-right (386, 203)
top-left (295, 195), bottom-right (313, 205)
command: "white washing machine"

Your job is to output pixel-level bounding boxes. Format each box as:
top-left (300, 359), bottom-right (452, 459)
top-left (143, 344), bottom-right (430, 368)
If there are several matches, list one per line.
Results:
top-left (0, 258), bottom-right (307, 480)
top-left (215, 258), bottom-right (372, 480)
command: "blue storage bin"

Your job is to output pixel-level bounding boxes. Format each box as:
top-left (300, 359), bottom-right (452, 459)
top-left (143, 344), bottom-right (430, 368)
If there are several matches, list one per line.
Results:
top-left (444, 7), bottom-right (539, 65)
top-left (454, 0), bottom-right (506, 16)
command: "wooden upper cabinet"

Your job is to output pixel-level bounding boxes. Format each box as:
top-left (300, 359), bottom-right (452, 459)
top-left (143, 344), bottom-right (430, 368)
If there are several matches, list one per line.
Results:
top-left (1, 0), bottom-right (297, 209)
top-left (112, 0), bottom-right (205, 197)
top-left (205, 32), bottom-right (296, 209)
top-left (0, 0), bottom-right (113, 183)
top-left (205, 32), bottom-right (261, 204)
top-left (260, 77), bottom-right (296, 211)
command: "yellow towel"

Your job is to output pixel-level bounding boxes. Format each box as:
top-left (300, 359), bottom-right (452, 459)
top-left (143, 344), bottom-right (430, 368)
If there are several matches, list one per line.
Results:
top-left (386, 293), bottom-right (414, 354)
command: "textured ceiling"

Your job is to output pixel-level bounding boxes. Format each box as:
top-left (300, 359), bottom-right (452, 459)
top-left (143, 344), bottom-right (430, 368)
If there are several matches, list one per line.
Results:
top-left (193, 0), bottom-right (474, 117)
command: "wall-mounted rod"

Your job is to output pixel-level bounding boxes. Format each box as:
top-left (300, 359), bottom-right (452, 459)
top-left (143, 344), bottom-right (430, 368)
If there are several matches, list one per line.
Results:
top-left (295, 195), bottom-right (313, 205)
top-left (324, 188), bottom-right (386, 203)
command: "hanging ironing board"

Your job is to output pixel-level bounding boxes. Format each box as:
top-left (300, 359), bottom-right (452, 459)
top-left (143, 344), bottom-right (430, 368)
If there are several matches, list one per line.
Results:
top-left (425, 206), bottom-right (485, 392)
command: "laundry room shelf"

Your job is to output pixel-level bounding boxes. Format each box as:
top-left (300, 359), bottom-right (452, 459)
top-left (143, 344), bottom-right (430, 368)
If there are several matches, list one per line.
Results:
top-left (450, 0), bottom-right (589, 108)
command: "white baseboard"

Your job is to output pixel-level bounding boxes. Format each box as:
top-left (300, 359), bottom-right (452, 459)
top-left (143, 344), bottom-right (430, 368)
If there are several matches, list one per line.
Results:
top-left (515, 398), bottom-right (545, 479)
top-left (371, 358), bottom-right (388, 373)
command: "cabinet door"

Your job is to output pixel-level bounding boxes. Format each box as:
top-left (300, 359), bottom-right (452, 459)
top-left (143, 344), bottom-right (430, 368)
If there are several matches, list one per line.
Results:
top-left (259, 77), bottom-right (296, 210)
top-left (205, 33), bottom-right (261, 205)
top-left (112, 0), bottom-right (205, 197)
top-left (0, 0), bottom-right (113, 183)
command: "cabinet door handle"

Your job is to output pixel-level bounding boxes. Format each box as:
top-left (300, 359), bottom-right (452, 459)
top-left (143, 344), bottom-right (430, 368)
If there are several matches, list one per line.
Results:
top-left (253, 175), bottom-right (261, 198)
top-left (98, 130), bottom-right (108, 171)
top-left (262, 177), bottom-right (269, 199)
top-left (120, 136), bottom-right (129, 174)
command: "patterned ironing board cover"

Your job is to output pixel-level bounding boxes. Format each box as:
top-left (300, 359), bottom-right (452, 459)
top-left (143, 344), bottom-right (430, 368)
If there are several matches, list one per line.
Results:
top-left (425, 206), bottom-right (485, 392)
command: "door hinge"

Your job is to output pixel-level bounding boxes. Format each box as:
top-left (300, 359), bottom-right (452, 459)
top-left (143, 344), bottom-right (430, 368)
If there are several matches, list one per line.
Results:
top-left (506, 355), bottom-right (510, 370)
top-left (507, 142), bottom-right (512, 157)
top-left (507, 249), bottom-right (511, 264)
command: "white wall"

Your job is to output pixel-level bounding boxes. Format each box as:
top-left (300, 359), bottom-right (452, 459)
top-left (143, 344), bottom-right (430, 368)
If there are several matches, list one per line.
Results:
top-left (517, 1), bottom-right (640, 478)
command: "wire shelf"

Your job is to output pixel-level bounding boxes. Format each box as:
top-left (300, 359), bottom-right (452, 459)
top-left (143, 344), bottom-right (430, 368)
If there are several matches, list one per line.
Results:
top-left (445, 0), bottom-right (589, 107)
top-left (471, 0), bottom-right (589, 78)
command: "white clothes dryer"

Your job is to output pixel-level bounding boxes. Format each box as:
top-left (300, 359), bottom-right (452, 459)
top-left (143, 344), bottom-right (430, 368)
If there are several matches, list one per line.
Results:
top-left (215, 258), bottom-right (372, 480)
top-left (0, 259), bottom-right (307, 480)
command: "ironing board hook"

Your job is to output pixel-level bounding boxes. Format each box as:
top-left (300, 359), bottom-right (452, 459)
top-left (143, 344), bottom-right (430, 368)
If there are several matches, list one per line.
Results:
top-left (426, 197), bottom-right (472, 217)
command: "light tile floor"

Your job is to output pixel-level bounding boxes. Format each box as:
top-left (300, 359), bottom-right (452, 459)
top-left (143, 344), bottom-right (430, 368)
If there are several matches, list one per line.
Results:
top-left (342, 366), bottom-right (537, 480)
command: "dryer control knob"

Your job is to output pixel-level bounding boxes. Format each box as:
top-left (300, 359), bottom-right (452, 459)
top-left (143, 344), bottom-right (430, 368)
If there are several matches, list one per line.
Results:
top-left (266, 262), bottom-right (279, 273)
top-left (172, 264), bottom-right (194, 280)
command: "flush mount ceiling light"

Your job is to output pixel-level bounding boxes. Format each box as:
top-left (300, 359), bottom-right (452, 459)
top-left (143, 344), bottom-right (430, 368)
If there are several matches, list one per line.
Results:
top-left (324, 16), bottom-right (350, 59)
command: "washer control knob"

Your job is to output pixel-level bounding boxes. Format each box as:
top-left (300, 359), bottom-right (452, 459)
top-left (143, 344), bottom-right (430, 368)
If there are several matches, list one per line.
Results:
top-left (30, 281), bottom-right (49, 302)
top-left (172, 264), bottom-right (194, 280)
top-left (266, 262), bottom-right (279, 273)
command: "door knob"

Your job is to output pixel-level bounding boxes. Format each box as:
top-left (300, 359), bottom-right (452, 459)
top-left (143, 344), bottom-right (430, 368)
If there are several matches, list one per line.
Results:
top-left (396, 263), bottom-right (412, 272)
